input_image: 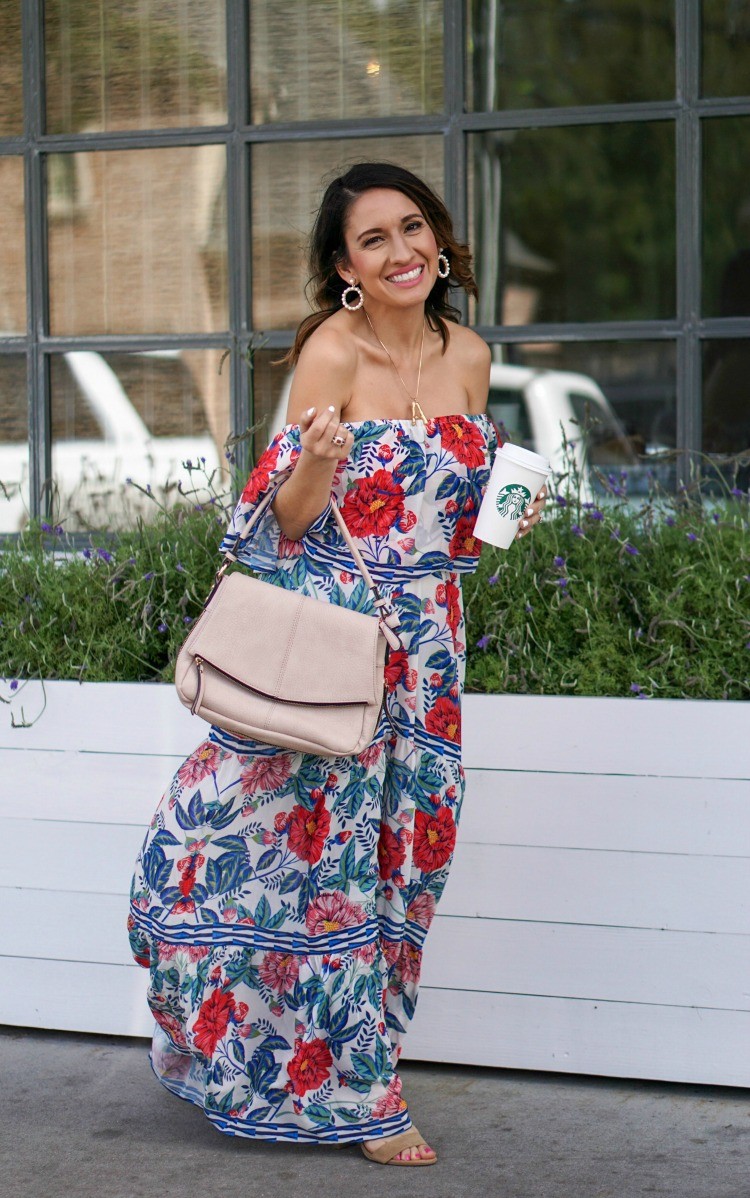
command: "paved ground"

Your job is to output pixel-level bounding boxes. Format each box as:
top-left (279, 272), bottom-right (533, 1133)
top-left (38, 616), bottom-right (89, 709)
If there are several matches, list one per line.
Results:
top-left (1, 1027), bottom-right (748, 1198)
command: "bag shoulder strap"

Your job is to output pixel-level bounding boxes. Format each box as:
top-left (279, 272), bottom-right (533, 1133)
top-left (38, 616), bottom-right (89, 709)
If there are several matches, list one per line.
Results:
top-left (221, 467), bottom-right (402, 643)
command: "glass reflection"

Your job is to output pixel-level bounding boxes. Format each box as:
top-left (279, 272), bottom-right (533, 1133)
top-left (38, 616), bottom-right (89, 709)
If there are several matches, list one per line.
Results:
top-left (50, 349), bottom-right (229, 531)
top-left (0, 157), bottom-right (26, 333)
top-left (250, 0), bottom-right (443, 124)
top-left (703, 118), bottom-right (750, 319)
top-left (0, 3), bottom-right (23, 133)
top-left (250, 349), bottom-right (292, 459)
top-left (702, 0), bottom-right (750, 98)
top-left (252, 137), bottom-right (444, 330)
top-left (470, 124), bottom-right (676, 326)
top-left (48, 147), bottom-right (227, 336)
top-left (468, 0), bottom-right (674, 110)
top-left (703, 340), bottom-right (750, 454)
top-left (503, 341), bottom-right (677, 494)
top-left (45, 0), bottom-right (227, 133)
top-left (0, 355), bottom-right (29, 533)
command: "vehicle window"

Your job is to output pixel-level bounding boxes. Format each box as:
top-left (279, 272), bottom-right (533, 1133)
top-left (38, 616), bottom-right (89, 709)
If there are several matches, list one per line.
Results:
top-left (51, 359), bottom-right (103, 441)
top-left (0, 357), bottom-right (27, 443)
top-left (488, 387), bottom-right (534, 449)
top-left (102, 353), bottom-right (210, 437)
top-left (568, 390), bottom-right (637, 465)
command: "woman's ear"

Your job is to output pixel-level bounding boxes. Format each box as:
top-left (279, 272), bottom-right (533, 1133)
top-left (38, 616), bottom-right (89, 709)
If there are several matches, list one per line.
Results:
top-left (335, 256), bottom-right (355, 285)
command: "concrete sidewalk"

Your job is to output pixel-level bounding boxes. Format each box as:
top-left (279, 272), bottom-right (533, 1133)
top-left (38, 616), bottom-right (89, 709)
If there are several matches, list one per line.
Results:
top-left (1, 1027), bottom-right (748, 1198)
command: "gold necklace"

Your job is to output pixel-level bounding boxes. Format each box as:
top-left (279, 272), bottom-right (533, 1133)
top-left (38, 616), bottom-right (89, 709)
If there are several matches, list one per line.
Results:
top-left (364, 309), bottom-right (428, 426)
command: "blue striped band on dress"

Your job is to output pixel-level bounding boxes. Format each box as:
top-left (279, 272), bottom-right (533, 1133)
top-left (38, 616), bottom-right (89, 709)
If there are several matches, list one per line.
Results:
top-left (131, 903), bottom-right (379, 955)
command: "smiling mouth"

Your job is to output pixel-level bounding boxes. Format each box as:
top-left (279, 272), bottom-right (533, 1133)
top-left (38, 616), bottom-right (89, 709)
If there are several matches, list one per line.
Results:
top-left (386, 264), bottom-right (425, 284)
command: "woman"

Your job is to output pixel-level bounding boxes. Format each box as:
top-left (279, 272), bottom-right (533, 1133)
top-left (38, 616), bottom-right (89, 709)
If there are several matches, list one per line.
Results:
top-left (128, 162), bottom-right (546, 1166)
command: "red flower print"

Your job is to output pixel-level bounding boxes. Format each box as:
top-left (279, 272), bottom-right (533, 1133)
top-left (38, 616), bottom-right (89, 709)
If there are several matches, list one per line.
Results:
top-left (278, 533), bottom-right (304, 557)
top-left (177, 741), bottom-right (222, 788)
top-left (377, 823), bottom-right (406, 881)
top-left (383, 650), bottom-right (418, 693)
top-left (398, 943), bottom-right (423, 985)
top-left (381, 938), bottom-right (401, 967)
top-left (287, 1038), bottom-right (333, 1096)
top-left (152, 1008), bottom-right (188, 1048)
top-left (372, 1074), bottom-right (407, 1118)
top-left (287, 792), bottom-right (330, 865)
top-left (240, 754), bottom-right (293, 796)
top-left (240, 442), bottom-right (281, 504)
top-left (448, 517), bottom-right (480, 559)
top-left (305, 891), bottom-right (366, 935)
top-left (357, 741), bottom-right (384, 769)
top-left (259, 951), bottom-right (300, 994)
top-left (274, 811), bottom-right (289, 833)
top-left (413, 807), bottom-right (457, 872)
top-left (354, 942), bottom-right (378, 965)
top-left (340, 470), bottom-right (405, 537)
top-left (425, 696), bottom-right (461, 743)
top-left (435, 415), bottom-right (486, 468)
top-left (445, 578), bottom-right (462, 645)
top-left (192, 989), bottom-right (236, 1058)
top-left (406, 891), bottom-right (436, 930)
top-left (396, 508), bottom-right (417, 532)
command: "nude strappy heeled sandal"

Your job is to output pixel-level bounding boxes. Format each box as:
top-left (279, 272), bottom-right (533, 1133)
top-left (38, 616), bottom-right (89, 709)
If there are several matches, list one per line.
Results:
top-left (361, 1127), bottom-right (437, 1166)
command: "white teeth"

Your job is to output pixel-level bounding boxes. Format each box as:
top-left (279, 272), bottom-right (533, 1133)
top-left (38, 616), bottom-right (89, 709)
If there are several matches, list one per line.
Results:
top-left (388, 266), bottom-right (423, 283)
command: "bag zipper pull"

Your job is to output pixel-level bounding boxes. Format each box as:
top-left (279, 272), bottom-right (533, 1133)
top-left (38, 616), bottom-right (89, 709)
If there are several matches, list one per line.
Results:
top-left (191, 656), bottom-right (205, 714)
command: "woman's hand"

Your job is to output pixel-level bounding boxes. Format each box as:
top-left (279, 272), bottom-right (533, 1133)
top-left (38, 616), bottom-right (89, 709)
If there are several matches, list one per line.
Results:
top-left (515, 486), bottom-right (548, 539)
top-left (299, 405), bottom-right (355, 460)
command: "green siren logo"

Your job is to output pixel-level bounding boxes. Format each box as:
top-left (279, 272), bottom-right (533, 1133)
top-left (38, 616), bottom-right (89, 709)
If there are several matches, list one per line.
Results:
top-left (495, 482), bottom-right (531, 520)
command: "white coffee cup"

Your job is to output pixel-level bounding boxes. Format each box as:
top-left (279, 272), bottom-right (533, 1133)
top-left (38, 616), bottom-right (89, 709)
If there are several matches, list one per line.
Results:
top-left (474, 441), bottom-right (551, 550)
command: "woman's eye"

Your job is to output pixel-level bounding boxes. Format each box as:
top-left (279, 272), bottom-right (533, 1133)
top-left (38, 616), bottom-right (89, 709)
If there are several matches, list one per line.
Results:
top-left (363, 236), bottom-right (382, 248)
top-left (406, 221), bottom-right (423, 232)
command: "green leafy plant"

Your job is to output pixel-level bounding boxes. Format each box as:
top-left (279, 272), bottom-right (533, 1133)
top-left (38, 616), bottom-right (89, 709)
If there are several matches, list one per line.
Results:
top-left (2, 456), bottom-right (749, 701)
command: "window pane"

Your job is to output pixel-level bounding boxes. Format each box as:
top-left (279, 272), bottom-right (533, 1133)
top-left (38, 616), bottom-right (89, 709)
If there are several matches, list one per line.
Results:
top-left (0, 157), bottom-right (26, 333)
top-left (48, 148), bottom-right (227, 336)
top-left (45, 1), bottom-right (226, 133)
top-left (703, 340), bottom-right (750, 456)
top-left (250, 348), bottom-right (292, 458)
top-left (468, 0), bottom-right (675, 110)
top-left (469, 124), bottom-right (676, 325)
top-left (702, 0), bottom-right (750, 98)
top-left (703, 118), bottom-right (750, 319)
top-left (0, 2), bottom-right (23, 133)
top-left (250, 0), bottom-right (443, 124)
top-left (252, 137), bottom-right (445, 330)
top-left (50, 349), bottom-right (229, 530)
top-left (0, 355), bottom-right (29, 533)
top-left (503, 341), bottom-right (677, 494)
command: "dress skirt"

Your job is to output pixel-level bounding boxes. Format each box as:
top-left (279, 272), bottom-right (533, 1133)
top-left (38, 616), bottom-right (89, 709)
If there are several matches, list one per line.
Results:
top-left (128, 413), bottom-right (496, 1142)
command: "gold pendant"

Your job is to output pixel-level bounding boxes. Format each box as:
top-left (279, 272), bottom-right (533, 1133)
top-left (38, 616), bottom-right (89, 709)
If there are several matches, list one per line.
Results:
top-left (411, 399), bottom-right (428, 425)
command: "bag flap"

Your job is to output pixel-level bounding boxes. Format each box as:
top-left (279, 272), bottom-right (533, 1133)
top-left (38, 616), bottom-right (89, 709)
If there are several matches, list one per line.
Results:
top-left (185, 571), bottom-right (383, 706)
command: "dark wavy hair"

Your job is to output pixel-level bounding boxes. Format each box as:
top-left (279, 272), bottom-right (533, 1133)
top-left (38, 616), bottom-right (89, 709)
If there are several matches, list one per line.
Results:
top-left (283, 162), bottom-right (478, 364)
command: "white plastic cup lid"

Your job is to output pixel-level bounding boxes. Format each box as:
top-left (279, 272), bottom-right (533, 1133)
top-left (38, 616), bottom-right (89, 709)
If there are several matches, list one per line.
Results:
top-left (497, 441), bottom-right (551, 474)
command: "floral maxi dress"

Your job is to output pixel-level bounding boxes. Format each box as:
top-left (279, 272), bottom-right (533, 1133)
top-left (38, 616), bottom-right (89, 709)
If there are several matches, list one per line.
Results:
top-left (128, 412), bottom-right (496, 1144)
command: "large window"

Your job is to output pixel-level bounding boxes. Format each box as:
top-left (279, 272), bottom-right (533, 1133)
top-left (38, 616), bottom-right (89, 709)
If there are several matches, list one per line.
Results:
top-left (1, 1), bottom-right (749, 533)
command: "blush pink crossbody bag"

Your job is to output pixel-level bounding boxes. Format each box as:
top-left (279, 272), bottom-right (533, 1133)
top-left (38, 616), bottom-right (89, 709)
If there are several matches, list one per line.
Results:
top-left (174, 471), bottom-right (403, 756)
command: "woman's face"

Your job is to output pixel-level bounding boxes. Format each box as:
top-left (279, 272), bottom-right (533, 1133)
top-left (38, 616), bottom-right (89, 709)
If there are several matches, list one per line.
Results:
top-left (337, 187), bottom-right (440, 309)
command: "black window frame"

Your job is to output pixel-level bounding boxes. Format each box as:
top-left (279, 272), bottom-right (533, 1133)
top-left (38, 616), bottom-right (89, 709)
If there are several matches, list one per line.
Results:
top-left (1, 0), bottom-right (749, 522)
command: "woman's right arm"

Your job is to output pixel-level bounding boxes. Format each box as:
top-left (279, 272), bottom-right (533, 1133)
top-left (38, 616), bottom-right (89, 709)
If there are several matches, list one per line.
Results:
top-left (271, 329), bottom-right (356, 541)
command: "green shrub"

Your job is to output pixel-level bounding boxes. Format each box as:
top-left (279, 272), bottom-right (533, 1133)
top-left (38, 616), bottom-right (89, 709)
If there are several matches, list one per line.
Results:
top-left (1, 464), bottom-right (748, 699)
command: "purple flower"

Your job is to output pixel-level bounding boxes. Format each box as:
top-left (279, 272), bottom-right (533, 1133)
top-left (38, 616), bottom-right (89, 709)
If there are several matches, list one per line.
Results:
top-left (624, 544), bottom-right (639, 556)
top-left (183, 616), bottom-right (194, 625)
top-left (665, 516), bottom-right (676, 527)
top-left (125, 477), bottom-right (133, 485)
top-left (82, 548), bottom-right (92, 559)
top-left (555, 494), bottom-right (568, 507)
top-left (686, 532), bottom-right (698, 542)
top-left (176, 562), bottom-right (185, 573)
top-left (41, 521), bottom-right (51, 532)
top-left (553, 555), bottom-right (566, 569)
top-left (54, 525), bottom-right (63, 536)
top-left (157, 622), bottom-right (168, 633)
top-left (97, 547), bottom-right (112, 562)
top-left (589, 510), bottom-right (604, 522)
top-left (731, 487), bottom-right (745, 498)
top-left (630, 683), bottom-right (642, 694)
top-left (488, 574), bottom-right (499, 586)
top-left (556, 577), bottom-right (569, 588)
top-left (571, 524), bottom-right (584, 537)
top-left (476, 635), bottom-right (491, 651)
top-left (143, 571), bottom-right (154, 580)
top-left (525, 602), bottom-right (534, 613)
top-left (10, 680), bottom-right (19, 691)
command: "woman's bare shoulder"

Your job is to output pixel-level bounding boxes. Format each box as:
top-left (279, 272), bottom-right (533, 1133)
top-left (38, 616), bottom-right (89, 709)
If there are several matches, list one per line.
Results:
top-left (287, 316), bottom-right (358, 420)
top-left (447, 324), bottom-right (491, 413)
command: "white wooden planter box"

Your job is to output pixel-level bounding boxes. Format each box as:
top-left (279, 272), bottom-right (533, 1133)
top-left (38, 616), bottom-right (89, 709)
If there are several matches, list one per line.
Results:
top-left (1, 681), bottom-right (749, 1088)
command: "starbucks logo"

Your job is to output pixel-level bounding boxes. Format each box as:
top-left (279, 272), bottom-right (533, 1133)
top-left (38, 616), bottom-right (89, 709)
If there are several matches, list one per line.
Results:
top-left (495, 482), bottom-right (531, 520)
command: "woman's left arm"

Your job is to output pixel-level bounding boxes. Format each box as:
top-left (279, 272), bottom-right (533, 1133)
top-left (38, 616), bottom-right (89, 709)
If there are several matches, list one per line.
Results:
top-left (464, 332), bottom-right (547, 541)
